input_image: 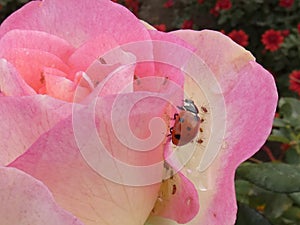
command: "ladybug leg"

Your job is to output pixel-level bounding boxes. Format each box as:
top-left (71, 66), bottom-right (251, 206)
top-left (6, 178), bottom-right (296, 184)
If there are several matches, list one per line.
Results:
top-left (173, 113), bottom-right (179, 120)
top-left (167, 127), bottom-right (173, 137)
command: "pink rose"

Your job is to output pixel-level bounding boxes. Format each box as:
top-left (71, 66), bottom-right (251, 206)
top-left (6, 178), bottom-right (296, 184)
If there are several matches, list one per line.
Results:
top-left (0, 0), bottom-right (277, 225)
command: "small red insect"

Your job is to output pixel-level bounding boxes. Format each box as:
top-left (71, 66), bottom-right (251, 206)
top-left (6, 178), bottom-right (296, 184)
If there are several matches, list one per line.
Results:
top-left (170, 99), bottom-right (202, 146)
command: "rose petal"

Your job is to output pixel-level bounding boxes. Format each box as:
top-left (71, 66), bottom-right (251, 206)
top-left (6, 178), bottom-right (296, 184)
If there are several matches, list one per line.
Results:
top-left (0, 167), bottom-right (84, 225)
top-left (182, 62), bottom-right (277, 225)
top-left (0, 0), bottom-right (150, 47)
top-left (2, 48), bottom-right (70, 91)
top-left (0, 95), bottom-right (72, 165)
top-left (44, 71), bottom-right (90, 102)
top-left (161, 30), bottom-right (277, 225)
top-left (0, 59), bottom-right (35, 96)
top-left (67, 34), bottom-right (121, 74)
top-left (171, 29), bottom-right (255, 94)
top-left (9, 91), bottom-right (181, 225)
top-left (132, 30), bottom-right (195, 93)
top-left (0, 29), bottom-right (75, 60)
top-left (151, 171), bottom-right (199, 223)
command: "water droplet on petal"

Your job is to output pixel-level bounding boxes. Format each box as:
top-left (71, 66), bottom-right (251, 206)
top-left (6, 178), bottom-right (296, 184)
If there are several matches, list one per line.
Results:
top-left (185, 197), bottom-right (192, 206)
top-left (186, 168), bottom-right (192, 174)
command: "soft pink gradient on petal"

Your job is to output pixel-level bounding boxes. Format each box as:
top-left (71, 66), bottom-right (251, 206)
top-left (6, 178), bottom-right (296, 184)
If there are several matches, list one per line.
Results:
top-left (197, 62), bottom-right (277, 225)
top-left (9, 92), bottom-right (178, 225)
top-left (0, 0), bottom-right (150, 47)
top-left (169, 30), bottom-right (277, 225)
top-left (133, 30), bottom-right (195, 93)
top-left (0, 29), bottom-right (75, 60)
top-left (0, 59), bottom-right (35, 96)
top-left (0, 167), bottom-right (84, 225)
top-left (152, 172), bottom-right (199, 224)
top-left (2, 48), bottom-right (70, 91)
top-left (172, 29), bottom-right (255, 94)
top-left (44, 73), bottom-right (90, 102)
top-left (67, 34), bottom-right (121, 74)
top-left (0, 95), bottom-right (71, 165)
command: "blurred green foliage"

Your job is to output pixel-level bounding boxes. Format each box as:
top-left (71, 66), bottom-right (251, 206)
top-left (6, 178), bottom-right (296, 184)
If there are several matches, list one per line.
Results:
top-left (0, 0), bottom-right (29, 23)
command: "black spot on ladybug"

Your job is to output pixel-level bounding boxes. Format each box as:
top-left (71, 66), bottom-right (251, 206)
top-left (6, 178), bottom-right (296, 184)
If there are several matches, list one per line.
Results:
top-left (174, 134), bottom-right (181, 140)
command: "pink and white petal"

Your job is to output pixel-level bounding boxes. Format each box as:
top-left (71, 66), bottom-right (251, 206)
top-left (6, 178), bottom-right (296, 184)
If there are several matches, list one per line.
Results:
top-left (9, 92), bottom-right (180, 225)
top-left (0, 59), bottom-right (35, 96)
top-left (0, 0), bottom-right (150, 47)
top-left (133, 30), bottom-right (195, 93)
top-left (149, 30), bottom-right (277, 225)
top-left (0, 167), bottom-right (84, 225)
top-left (0, 29), bottom-right (75, 60)
top-left (171, 29), bottom-right (255, 94)
top-left (190, 62), bottom-right (277, 225)
top-left (0, 95), bottom-right (72, 165)
top-left (151, 171), bottom-right (199, 224)
top-left (3, 48), bottom-right (70, 91)
top-left (67, 34), bottom-right (121, 74)
top-left (80, 47), bottom-right (136, 96)
top-left (44, 73), bottom-right (90, 102)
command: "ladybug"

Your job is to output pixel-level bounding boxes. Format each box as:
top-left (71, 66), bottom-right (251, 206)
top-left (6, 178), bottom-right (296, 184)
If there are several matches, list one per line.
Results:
top-left (170, 99), bottom-right (201, 146)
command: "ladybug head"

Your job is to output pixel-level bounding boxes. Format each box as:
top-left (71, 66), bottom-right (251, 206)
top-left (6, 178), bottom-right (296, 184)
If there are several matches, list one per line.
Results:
top-left (177, 99), bottom-right (199, 115)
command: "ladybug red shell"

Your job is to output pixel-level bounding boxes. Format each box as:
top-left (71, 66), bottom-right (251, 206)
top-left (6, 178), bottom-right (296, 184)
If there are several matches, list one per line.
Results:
top-left (170, 100), bottom-right (201, 146)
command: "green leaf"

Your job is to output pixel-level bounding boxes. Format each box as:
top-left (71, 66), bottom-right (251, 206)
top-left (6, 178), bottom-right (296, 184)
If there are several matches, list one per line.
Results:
top-left (263, 194), bottom-right (292, 219)
top-left (268, 134), bottom-right (290, 143)
top-left (285, 149), bottom-right (300, 164)
top-left (235, 203), bottom-right (272, 225)
top-left (279, 98), bottom-right (300, 121)
top-left (273, 118), bottom-right (288, 128)
top-left (236, 162), bottom-right (300, 193)
top-left (289, 192), bottom-right (300, 207)
top-left (235, 180), bottom-right (254, 205)
top-left (282, 206), bottom-right (300, 222)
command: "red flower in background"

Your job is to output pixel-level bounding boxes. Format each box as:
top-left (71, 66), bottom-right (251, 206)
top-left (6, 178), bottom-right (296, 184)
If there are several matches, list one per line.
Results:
top-left (297, 23), bottom-right (300, 34)
top-left (279, 0), bottom-right (294, 8)
top-left (125, 0), bottom-right (139, 15)
top-left (210, 0), bottom-right (232, 17)
top-left (198, 0), bottom-right (205, 4)
top-left (281, 29), bottom-right (290, 37)
top-left (228, 30), bottom-right (249, 47)
top-left (181, 19), bottom-right (193, 29)
top-left (215, 0), bottom-right (232, 10)
top-left (261, 29), bottom-right (284, 51)
top-left (289, 70), bottom-right (300, 96)
top-left (210, 7), bottom-right (219, 17)
top-left (163, 0), bottom-right (174, 8)
top-left (154, 24), bottom-right (167, 32)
